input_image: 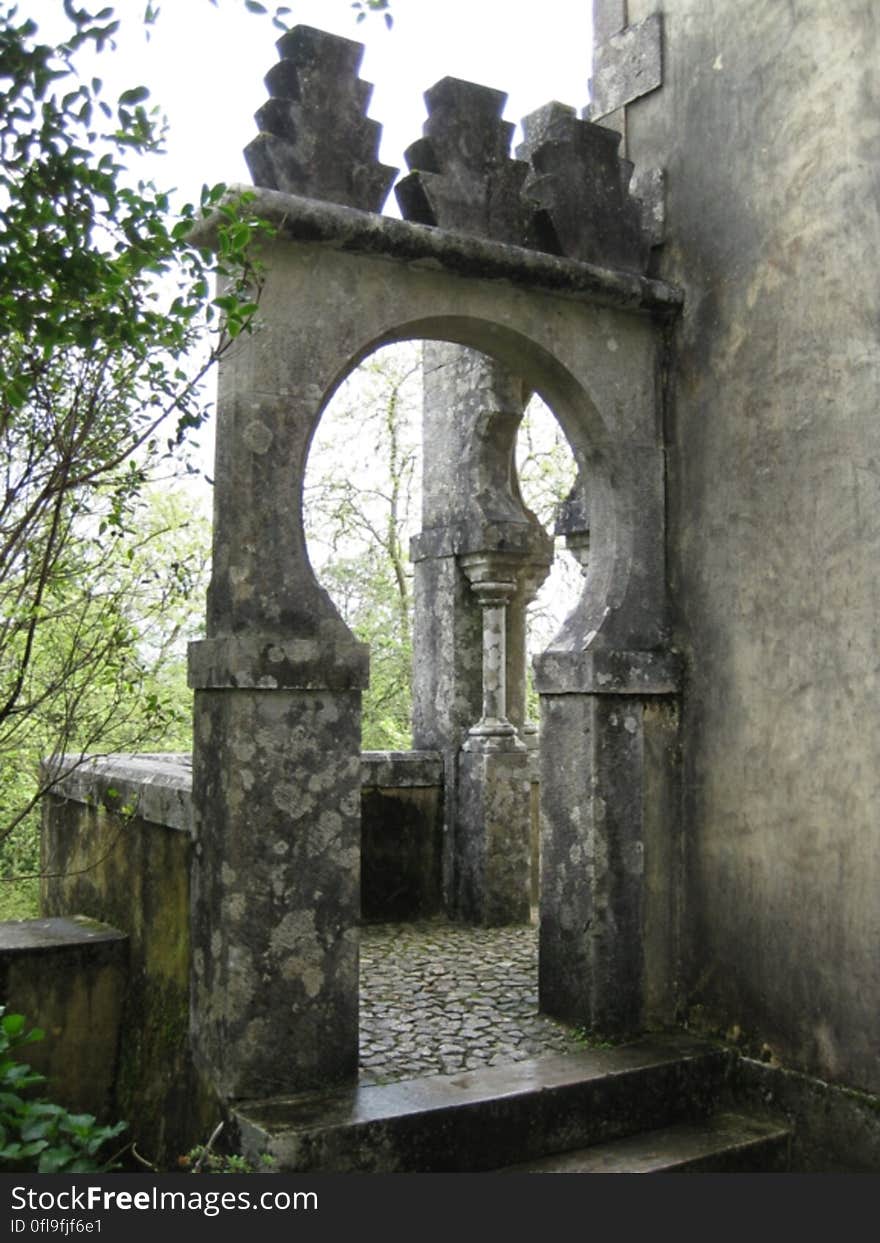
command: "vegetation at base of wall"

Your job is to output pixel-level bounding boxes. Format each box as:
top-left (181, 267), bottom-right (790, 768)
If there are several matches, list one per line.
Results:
top-left (568, 1025), bottom-right (620, 1051)
top-left (0, 1008), bottom-right (127, 1173)
top-left (177, 1145), bottom-right (277, 1174)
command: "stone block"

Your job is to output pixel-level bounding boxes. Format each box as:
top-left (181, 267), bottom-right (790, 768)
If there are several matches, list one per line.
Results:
top-left (590, 13), bottom-right (663, 119)
top-left (396, 77), bottom-right (532, 244)
top-left (0, 916), bottom-right (127, 1119)
top-left (456, 746), bottom-right (532, 925)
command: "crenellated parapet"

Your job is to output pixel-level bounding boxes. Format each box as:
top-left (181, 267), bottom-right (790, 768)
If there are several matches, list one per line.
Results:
top-left (518, 102), bottom-right (649, 273)
top-left (395, 78), bottom-right (533, 246)
top-left (242, 26), bottom-right (658, 275)
top-left (244, 25), bottom-right (398, 212)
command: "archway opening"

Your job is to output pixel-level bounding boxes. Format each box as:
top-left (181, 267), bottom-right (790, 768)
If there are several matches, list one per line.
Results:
top-left (304, 338), bottom-right (587, 1084)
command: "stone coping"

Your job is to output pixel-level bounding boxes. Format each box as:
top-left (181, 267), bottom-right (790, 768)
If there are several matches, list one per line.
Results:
top-left (360, 751), bottom-right (442, 788)
top-left (44, 750), bottom-right (444, 833)
top-left (192, 186), bottom-right (684, 316)
top-left (0, 915), bottom-right (126, 953)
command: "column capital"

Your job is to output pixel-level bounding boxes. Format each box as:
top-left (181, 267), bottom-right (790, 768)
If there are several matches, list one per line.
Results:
top-left (459, 550), bottom-right (525, 593)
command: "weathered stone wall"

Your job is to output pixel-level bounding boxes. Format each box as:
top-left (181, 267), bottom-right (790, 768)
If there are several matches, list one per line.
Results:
top-left (41, 786), bottom-right (194, 1164)
top-left (598, 0), bottom-right (880, 1092)
top-left (0, 917), bottom-right (127, 1122)
top-left (360, 751), bottom-right (444, 921)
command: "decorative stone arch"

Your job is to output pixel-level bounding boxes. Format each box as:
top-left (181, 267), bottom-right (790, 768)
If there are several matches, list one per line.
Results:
top-left (187, 26), bottom-right (683, 1104)
top-left (188, 193), bottom-right (680, 1100)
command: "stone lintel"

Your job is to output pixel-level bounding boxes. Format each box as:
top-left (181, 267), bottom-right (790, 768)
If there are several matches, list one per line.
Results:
top-left (188, 634), bottom-right (369, 691)
top-left (192, 186), bottom-right (683, 315)
top-left (411, 522), bottom-right (555, 563)
top-left (534, 647), bottom-right (681, 695)
top-left (591, 13), bottom-right (663, 120)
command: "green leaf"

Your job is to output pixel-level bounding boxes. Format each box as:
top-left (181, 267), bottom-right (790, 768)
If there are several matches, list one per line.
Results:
top-left (118, 86), bottom-right (150, 106)
top-left (38, 1143), bottom-right (79, 1174)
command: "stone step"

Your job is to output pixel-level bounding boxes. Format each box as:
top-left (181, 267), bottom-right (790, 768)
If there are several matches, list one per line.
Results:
top-left (497, 1111), bottom-right (791, 1173)
top-left (233, 1034), bottom-right (728, 1172)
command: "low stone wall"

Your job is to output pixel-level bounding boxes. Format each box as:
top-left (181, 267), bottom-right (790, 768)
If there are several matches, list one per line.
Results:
top-left (0, 916), bottom-right (128, 1119)
top-left (41, 760), bottom-right (194, 1163)
top-left (42, 749), bottom-right (445, 919)
top-left (37, 749), bottom-right (444, 1156)
top-left (360, 751), bottom-right (444, 920)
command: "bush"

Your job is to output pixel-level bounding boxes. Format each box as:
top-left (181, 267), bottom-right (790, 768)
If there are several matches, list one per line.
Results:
top-left (0, 1007), bottom-right (127, 1172)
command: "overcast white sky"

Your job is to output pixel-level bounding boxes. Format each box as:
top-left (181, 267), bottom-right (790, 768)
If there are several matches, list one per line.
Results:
top-left (41, 0), bottom-right (593, 209)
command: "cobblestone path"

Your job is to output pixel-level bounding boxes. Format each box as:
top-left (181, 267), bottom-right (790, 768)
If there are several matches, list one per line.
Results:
top-left (359, 920), bottom-right (584, 1084)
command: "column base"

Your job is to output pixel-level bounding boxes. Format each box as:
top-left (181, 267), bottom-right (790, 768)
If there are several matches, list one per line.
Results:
top-left (455, 746), bottom-right (531, 925)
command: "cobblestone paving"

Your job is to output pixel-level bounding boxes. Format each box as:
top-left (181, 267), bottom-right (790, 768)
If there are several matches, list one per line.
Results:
top-left (359, 920), bottom-right (584, 1084)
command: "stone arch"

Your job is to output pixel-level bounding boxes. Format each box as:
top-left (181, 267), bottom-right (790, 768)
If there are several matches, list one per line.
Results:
top-left (188, 195), bottom-right (680, 1100)
top-left (308, 314), bottom-right (617, 643)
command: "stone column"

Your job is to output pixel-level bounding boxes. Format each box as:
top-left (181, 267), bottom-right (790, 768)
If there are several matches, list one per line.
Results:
top-left (506, 558), bottom-right (551, 737)
top-left (507, 558), bottom-right (551, 910)
top-left (455, 554), bottom-right (532, 925)
top-left (411, 343), bottom-right (541, 910)
top-left (465, 569), bottom-right (518, 744)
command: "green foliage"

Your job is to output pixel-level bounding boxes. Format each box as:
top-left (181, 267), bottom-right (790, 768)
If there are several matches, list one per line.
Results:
top-left (306, 345), bottom-right (420, 750)
top-left (352, 1), bottom-right (393, 29)
top-left (0, 487), bottom-right (211, 919)
top-left (0, 2), bottom-right (268, 869)
top-left (179, 1144), bottom-right (277, 1174)
top-left (0, 1007), bottom-right (127, 1173)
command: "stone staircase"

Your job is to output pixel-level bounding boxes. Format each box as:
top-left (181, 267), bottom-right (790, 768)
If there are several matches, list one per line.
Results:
top-left (1, 918), bottom-right (791, 1171)
top-left (232, 1034), bottom-right (791, 1173)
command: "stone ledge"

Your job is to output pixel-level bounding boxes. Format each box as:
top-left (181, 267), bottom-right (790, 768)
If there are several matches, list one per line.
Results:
top-left (46, 750), bottom-right (446, 830)
top-left (0, 915), bottom-right (127, 953)
top-left (360, 751), bottom-right (443, 788)
top-left (534, 647), bottom-right (682, 695)
top-left (188, 633), bottom-right (370, 691)
top-left (192, 186), bottom-right (683, 316)
top-left (43, 754), bottom-right (194, 833)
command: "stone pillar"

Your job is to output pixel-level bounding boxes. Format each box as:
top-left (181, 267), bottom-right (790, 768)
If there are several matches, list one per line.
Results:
top-left (188, 642), bottom-right (366, 1100)
top-left (465, 566), bottom-right (518, 743)
top-left (507, 558), bottom-right (551, 911)
top-left (412, 344), bottom-right (537, 908)
top-left (187, 262), bottom-right (369, 1103)
top-left (506, 558), bottom-right (551, 736)
top-left (412, 344), bottom-right (555, 923)
top-left (534, 648), bottom-right (681, 1035)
